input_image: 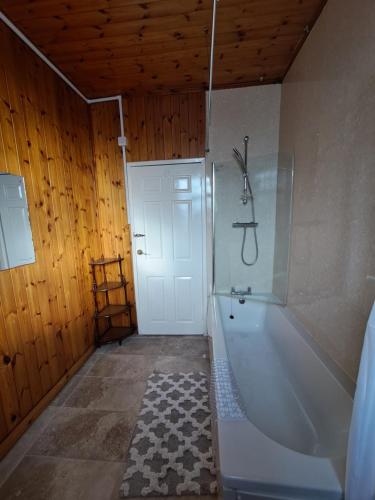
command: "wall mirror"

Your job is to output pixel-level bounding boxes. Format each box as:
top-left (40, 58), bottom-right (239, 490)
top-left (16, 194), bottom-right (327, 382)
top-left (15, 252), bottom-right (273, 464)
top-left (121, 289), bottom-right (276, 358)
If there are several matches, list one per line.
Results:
top-left (0, 173), bottom-right (36, 271)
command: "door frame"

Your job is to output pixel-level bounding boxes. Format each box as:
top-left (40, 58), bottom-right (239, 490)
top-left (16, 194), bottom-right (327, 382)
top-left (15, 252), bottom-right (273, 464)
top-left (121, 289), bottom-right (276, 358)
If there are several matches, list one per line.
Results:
top-left (126, 158), bottom-right (208, 335)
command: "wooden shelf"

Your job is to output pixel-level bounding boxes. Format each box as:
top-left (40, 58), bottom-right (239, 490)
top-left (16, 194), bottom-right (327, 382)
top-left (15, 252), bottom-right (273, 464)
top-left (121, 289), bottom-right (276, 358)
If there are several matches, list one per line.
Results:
top-left (96, 304), bottom-right (131, 318)
top-left (90, 256), bottom-right (123, 266)
top-left (98, 326), bottom-right (135, 345)
top-left (95, 281), bottom-right (124, 292)
top-left (91, 254), bottom-right (134, 347)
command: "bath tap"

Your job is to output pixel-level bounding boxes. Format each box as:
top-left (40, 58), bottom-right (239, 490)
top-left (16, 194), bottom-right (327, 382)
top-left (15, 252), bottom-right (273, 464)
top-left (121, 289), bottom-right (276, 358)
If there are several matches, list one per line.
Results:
top-left (231, 286), bottom-right (252, 296)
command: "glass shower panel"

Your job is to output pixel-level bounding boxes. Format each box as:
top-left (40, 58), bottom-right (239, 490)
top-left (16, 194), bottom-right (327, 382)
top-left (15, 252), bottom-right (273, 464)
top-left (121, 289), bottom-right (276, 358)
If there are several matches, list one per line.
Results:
top-left (213, 152), bottom-right (293, 305)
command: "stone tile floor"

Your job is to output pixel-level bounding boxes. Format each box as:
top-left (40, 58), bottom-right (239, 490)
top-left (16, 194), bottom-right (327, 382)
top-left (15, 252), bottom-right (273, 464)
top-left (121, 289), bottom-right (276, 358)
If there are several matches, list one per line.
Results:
top-left (0, 335), bottom-right (216, 500)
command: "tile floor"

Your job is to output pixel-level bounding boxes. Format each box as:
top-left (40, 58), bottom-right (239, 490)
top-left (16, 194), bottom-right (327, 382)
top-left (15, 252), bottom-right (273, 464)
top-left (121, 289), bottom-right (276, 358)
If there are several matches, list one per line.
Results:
top-left (0, 335), bottom-right (216, 500)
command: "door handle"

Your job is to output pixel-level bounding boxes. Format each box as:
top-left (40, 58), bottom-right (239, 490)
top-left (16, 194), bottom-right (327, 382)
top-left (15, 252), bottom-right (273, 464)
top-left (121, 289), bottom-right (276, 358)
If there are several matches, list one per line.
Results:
top-left (137, 249), bottom-right (148, 255)
top-left (133, 233), bottom-right (145, 238)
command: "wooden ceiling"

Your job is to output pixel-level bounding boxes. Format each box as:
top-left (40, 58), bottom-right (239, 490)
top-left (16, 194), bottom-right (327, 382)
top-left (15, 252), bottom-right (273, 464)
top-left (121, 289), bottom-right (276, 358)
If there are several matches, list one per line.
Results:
top-left (0, 0), bottom-right (326, 98)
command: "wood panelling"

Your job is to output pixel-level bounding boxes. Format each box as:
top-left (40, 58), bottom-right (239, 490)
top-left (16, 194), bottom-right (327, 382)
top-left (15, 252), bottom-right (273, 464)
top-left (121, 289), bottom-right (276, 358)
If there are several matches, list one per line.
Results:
top-left (90, 101), bottom-right (136, 325)
top-left (124, 93), bottom-right (205, 162)
top-left (0, 0), bottom-right (327, 97)
top-left (1, 8), bottom-right (205, 454)
top-left (0, 21), bottom-right (99, 452)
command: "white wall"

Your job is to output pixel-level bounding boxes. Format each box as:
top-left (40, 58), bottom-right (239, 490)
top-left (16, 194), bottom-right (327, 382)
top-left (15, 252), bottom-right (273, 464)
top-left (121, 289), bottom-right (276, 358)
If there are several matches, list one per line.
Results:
top-left (206, 85), bottom-right (281, 296)
top-left (279, 0), bottom-right (375, 380)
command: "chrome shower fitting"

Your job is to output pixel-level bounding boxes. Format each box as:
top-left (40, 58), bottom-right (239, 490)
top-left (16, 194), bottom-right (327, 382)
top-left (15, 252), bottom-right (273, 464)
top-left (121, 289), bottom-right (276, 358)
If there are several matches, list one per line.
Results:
top-left (231, 286), bottom-right (252, 296)
top-left (232, 136), bottom-right (259, 267)
top-left (233, 136), bottom-right (252, 205)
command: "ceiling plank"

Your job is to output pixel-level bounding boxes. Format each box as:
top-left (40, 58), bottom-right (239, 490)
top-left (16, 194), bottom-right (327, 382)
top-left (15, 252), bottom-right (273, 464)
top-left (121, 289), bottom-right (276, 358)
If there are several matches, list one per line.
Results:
top-left (0, 0), bottom-right (327, 97)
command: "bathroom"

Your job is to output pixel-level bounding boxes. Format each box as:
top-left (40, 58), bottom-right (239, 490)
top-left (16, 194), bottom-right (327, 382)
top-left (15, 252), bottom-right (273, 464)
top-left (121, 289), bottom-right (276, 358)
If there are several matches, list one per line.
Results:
top-left (0, 0), bottom-right (374, 499)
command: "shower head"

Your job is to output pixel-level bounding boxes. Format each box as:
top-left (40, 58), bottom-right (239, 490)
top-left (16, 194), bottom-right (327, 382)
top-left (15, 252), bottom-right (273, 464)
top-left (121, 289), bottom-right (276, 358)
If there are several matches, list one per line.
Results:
top-left (233, 147), bottom-right (246, 175)
top-left (233, 136), bottom-right (253, 205)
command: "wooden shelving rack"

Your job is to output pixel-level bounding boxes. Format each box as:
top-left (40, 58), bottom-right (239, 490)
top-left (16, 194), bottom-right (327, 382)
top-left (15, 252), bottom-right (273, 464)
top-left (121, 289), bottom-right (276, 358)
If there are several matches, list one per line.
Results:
top-left (90, 255), bottom-right (135, 346)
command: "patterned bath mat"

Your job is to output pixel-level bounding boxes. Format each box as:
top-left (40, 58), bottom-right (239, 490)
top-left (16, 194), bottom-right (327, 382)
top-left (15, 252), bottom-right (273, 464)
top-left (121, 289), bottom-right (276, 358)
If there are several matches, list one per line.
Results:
top-left (120, 371), bottom-right (217, 497)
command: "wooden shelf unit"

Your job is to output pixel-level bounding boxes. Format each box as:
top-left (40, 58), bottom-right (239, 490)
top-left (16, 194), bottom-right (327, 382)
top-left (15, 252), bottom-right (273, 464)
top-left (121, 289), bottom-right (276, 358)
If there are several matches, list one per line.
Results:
top-left (90, 255), bottom-right (135, 346)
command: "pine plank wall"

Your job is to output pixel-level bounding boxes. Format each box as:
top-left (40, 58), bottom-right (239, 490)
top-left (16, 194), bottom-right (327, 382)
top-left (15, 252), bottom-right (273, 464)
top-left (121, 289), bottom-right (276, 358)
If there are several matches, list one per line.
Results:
top-left (0, 21), bottom-right (205, 456)
top-left (90, 101), bottom-right (136, 327)
top-left (0, 21), bottom-right (99, 455)
top-left (124, 93), bottom-right (206, 162)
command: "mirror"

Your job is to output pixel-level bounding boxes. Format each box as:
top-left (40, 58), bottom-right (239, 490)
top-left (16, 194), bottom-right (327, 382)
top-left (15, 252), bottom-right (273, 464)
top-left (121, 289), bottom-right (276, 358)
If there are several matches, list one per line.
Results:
top-left (0, 173), bottom-right (36, 270)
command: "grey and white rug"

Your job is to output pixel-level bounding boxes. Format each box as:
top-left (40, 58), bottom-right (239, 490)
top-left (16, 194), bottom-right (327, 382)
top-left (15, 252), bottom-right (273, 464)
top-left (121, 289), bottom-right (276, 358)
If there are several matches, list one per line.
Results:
top-left (120, 371), bottom-right (217, 497)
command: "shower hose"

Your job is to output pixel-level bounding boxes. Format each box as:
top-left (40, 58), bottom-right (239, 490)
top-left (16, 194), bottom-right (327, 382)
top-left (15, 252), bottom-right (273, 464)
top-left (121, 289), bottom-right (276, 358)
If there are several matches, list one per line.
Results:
top-left (241, 196), bottom-right (259, 266)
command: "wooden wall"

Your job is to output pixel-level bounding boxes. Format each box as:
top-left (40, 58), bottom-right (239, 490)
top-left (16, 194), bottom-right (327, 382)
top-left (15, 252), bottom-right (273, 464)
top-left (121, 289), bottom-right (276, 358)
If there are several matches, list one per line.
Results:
top-left (0, 22), bottom-right (99, 453)
top-left (124, 93), bottom-right (205, 162)
top-left (0, 20), bottom-right (206, 456)
top-left (90, 101), bottom-right (136, 325)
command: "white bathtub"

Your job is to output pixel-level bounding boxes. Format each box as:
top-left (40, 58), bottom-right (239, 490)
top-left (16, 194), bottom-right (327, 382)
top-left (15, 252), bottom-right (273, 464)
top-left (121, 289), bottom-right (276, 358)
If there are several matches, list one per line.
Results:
top-left (208, 295), bottom-right (353, 500)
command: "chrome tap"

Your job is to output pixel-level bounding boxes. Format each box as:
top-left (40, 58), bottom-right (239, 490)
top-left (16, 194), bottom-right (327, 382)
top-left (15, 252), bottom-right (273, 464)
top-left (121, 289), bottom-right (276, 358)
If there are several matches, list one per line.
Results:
top-left (231, 286), bottom-right (252, 296)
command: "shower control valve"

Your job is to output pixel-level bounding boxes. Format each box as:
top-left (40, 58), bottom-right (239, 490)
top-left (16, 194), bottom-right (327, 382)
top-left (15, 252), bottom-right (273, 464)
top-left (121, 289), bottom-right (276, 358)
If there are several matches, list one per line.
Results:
top-left (231, 286), bottom-right (252, 296)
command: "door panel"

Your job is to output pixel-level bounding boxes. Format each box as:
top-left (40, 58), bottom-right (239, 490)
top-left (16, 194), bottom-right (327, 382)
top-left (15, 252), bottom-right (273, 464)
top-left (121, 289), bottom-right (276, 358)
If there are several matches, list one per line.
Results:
top-left (173, 175), bottom-right (191, 192)
top-left (144, 202), bottom-right (163, 259)
top-left (146, 277), bottom-right (167, 322)
top-left (172, 201), bottom-right (192, 260)
top-left (175, 277), bottom-right (193, 322)
top-left (130, 162), bottom-right (205, 335)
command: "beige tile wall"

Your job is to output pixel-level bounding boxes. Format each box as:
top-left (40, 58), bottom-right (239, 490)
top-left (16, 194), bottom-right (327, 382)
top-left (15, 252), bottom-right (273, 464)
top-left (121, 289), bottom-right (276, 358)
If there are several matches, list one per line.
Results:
top-left (279, 0), bottom-right (375, 380)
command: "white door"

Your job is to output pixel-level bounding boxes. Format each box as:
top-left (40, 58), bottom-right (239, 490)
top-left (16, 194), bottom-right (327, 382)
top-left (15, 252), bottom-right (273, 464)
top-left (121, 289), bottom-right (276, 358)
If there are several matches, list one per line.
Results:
top-left (128, 160), bottom-right (206, 335)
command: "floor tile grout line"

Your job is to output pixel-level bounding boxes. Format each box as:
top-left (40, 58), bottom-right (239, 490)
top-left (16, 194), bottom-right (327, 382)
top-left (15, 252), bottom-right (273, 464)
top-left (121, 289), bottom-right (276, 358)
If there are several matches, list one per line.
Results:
top-left (76, 375), bottom-right (154, 380)
top-left (79, 356), bottom-right (209, 380)
top-left (24, 452), bottom-right (128, 465)
top-left (58, 371), bottom-right (149, 408)
top-left (52, 371), bottom-right (88, 407)
top-left (49, 353), bottom-right (150, 405)
top-left (48, 405), bottom-right (144, 416)
top-left (94, 353), bottom-right (209, 358)
top-left (0, 408), bottom-right (58, 490)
